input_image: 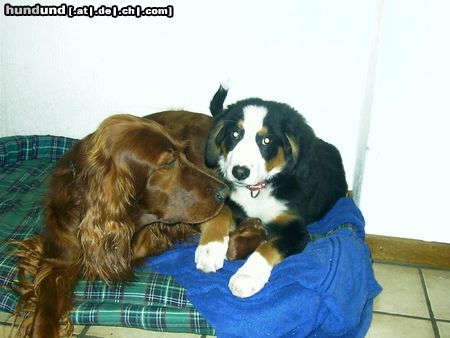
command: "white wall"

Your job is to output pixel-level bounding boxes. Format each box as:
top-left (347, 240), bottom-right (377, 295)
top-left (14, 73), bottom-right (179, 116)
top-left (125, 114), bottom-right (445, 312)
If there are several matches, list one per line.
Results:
top-left (1, 1), bottom-right (448, 243)
top-left (360, 0), bottom-right (450, 242)
top-left (0, 0), bottom-right (376, 188)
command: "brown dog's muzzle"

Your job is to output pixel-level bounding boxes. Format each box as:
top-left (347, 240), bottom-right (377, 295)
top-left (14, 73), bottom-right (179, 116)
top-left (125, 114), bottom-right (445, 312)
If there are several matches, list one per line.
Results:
top-left (176, 159), bottom-right (229, 223)
top-left (143, 155), bottom-right (229, 226)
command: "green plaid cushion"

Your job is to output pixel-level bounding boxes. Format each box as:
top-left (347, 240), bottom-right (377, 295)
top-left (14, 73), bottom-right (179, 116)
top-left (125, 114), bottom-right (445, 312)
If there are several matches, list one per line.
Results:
top-left (0, 135), bottom-right (214, 335)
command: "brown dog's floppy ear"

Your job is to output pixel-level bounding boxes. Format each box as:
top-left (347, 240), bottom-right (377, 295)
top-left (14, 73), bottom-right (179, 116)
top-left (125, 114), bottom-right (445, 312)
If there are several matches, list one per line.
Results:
top-left (205, 121), bottom-right (225, 168)
top-left (77, 119), bottom-right (136, 282)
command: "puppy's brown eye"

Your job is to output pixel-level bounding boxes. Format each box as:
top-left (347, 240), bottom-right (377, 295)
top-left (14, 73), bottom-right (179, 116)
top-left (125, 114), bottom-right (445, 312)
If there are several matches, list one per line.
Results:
top-left (232, 131), bottom-right (240, 139)
top-left (262, 137), bottom-right (271, 145)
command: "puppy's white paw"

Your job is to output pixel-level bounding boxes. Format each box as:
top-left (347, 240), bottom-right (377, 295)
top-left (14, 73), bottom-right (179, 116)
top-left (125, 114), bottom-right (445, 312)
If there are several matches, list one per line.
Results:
top-left (229, 272), bottom-right (267, 298)
top-left (195, 236), bottom-right (229, 273)
top-left (228, 252), bottom-right (272, 298)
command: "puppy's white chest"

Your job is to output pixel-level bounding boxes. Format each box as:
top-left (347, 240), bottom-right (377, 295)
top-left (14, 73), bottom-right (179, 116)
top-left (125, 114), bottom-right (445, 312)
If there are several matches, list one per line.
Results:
top-left (230, 185), bottom-right (288, 223)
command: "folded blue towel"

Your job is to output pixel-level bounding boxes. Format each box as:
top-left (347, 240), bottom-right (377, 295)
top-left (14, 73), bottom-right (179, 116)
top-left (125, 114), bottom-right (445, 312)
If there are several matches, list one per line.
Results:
top-left (144, 198), bottom-right (382, 337)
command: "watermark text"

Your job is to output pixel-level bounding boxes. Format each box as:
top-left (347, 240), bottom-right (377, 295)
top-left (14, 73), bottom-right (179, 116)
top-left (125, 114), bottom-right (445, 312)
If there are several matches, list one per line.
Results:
top-left (4, 3), bottom-right (174, 18)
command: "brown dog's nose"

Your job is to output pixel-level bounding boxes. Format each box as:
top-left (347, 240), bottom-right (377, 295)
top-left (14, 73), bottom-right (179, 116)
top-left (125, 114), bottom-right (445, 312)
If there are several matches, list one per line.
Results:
top-left (215, 185), bottom-right (230, 202)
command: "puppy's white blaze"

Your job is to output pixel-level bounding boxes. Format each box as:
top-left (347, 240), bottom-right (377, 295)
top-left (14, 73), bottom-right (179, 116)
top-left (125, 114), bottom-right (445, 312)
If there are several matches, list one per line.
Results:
top-left (229, 251), bottom-right (272, 298)
top-left (225, 105), bottom-right (268, 185)
top-left (195, 236), bottom-right (229, 273)
top-left (218, 155), bottom-right (226, 175)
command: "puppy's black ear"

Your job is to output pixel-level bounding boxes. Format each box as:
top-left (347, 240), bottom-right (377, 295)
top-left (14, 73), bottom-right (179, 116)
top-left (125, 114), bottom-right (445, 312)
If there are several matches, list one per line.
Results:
top-left (205, 121), bottom-right (225, 167)
top-left (209, 84), bottom-right (228, 117)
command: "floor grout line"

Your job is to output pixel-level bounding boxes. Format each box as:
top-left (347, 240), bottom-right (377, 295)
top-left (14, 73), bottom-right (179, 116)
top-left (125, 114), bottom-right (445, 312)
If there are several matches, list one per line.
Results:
top-left (373, 310), bottom-right (431, 321)
top-left (418, 267), bottom-right (441, 338)
top-left (79, 325), bottom-right (90, 337)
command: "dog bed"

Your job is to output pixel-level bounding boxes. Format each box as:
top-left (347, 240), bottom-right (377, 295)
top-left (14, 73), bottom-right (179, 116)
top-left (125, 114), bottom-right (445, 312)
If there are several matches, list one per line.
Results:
top-left (0, 135), bottom-right (381, 337)
top-left (0, 135), bottom-right (214, 335)
top-left (146, 198), bottom-right (382, 337)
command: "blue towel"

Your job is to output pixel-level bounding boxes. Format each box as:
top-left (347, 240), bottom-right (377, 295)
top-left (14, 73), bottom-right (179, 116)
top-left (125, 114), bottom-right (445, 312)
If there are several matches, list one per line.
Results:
top-left (144, 198), bottom-right (382, 337)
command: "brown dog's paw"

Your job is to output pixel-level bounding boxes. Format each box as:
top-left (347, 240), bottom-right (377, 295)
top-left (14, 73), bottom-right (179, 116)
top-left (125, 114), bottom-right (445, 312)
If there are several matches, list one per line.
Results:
top-left (226, 218), bottom-right (266, 260)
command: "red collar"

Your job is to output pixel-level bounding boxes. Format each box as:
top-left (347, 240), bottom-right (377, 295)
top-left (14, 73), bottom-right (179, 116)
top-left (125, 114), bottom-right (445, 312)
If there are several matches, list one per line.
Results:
top-left (246, 181), bottom-right (267, 198)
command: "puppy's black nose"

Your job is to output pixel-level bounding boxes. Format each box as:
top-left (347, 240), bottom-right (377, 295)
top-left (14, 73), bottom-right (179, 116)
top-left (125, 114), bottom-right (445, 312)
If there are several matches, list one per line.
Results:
top-left (232, 165), bottom-right (250, 181)
top-left (215, 185), bottom-right (230, 202)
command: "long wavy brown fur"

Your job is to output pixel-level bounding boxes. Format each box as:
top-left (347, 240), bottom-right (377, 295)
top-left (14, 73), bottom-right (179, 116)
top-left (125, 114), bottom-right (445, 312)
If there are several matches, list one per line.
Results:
top-left (9, 113), bottom-right (227, 338)
top-left (11, 237), bottom-right (75, 337)
top-left (10, 225), bottom-right (200, 337)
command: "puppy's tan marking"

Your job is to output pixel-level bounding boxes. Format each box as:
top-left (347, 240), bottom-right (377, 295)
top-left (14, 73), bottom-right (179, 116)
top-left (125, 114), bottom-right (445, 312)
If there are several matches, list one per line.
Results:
top-left (271, 212), bottom-right (298, 225)
top-left (257, 126), bottom-right (268, 136)
top-left (256, 241), bottom-right (283, 267)
top-left (286, 134), bottom-right (299, 161)
top-left (265, 146), bottom-right (286, 172)
top-left (220, 141), bottom-right (228, 159)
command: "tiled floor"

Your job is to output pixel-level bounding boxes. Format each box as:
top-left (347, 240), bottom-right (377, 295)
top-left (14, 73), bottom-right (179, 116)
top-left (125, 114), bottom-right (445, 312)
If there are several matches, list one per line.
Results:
top-left (367, 263), bottom-right (450, 338)
top-left (1, 262), bottom-right (449, 337)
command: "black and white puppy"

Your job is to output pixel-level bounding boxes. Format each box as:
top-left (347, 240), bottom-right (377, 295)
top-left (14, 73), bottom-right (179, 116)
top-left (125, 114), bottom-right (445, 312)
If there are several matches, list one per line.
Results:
top-left (200, 85), bottom-right (348, 298)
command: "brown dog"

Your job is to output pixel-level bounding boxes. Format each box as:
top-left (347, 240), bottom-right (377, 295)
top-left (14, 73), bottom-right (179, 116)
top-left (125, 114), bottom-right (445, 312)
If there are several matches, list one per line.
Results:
top-left (13, 112), bottom-right (231, 337)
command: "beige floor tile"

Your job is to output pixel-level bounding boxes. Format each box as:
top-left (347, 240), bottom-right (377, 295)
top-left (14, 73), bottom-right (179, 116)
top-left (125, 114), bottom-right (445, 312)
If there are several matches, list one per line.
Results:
top-left (85, 325), bottom-right (202, 337)
top-left (0, 319), bottom-right (85, 338)
top-left (422, 268), bottom-right (450, 320)
top-left (373, 264), bottom-right (429, 318)
top-left (0, 311), bottom-right (20, 336)
top-left (72, 324), bottom-right (86, 336)
top-left (0, 311), bottom-right (13, 323)
top-left (366, 313), bottom-right (434, 338)
top-left (0, 324), bottom-right (22, 338)
top-left (0, 322), bottom-right (18, 338)
top-left (0, 324), bottom-right (11, 338)
top-left (437, 321), bottom-right (450, 338)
